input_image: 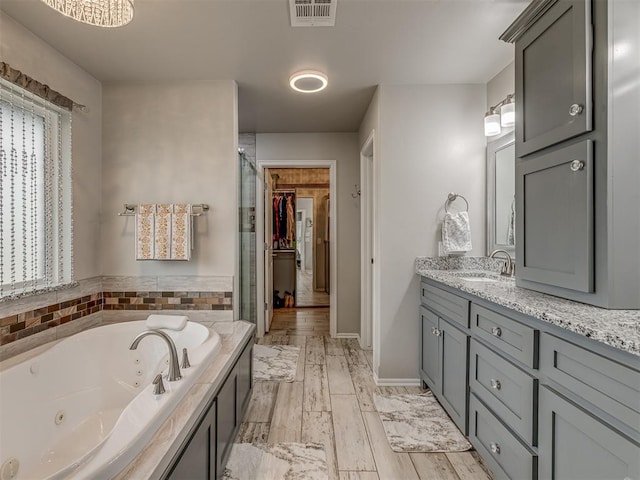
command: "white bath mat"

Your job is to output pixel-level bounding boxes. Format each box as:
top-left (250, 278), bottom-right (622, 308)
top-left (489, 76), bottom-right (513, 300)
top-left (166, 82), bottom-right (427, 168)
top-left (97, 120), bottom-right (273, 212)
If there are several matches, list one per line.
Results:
top-left (373, 391), bottom-right (472, 452)
top-left (222, 442), bottom-right (327, 480)
top-left (253, 344), bottom-right (300, 382)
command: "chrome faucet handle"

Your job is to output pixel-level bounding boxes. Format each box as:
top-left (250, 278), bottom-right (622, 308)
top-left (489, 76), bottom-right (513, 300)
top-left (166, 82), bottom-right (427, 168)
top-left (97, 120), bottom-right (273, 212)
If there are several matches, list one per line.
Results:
top-left (152, 374), bottom-right (166, 395)
top-left (181, 348), bottom-right (191, 369)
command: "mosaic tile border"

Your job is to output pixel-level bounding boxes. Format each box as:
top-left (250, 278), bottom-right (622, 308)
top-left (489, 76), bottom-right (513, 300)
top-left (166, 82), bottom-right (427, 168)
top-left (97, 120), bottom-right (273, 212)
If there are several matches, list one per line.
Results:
top-left (0, 293), bottom-right (103, 346)
top-left (102, 291), bottom-right (233, 311)
top-left (0, 290), bottom-right (233, 347)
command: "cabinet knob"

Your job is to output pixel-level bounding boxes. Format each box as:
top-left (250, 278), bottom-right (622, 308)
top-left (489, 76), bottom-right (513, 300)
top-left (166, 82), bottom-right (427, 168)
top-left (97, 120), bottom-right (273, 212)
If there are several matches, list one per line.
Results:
top-left (569, 103), bottom-right (584, 116)
top-left (432, 327), bottom-right (442, 337)
top-left (490, 379), bottom-right (502, 390)
top-left (491, 327), bottom-right (502, 337)
top-left (570, 160), bottom-right (585, 172)
top-left (490, 442), bottom-right (501, 454)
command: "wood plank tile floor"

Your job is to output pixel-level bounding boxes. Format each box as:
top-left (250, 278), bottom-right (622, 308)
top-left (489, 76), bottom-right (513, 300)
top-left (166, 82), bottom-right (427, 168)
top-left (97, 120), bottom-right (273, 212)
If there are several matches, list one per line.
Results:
top-left (237, 308), bottom-right (493, 480)
top-left (296, 269), bottom-right (330, 307)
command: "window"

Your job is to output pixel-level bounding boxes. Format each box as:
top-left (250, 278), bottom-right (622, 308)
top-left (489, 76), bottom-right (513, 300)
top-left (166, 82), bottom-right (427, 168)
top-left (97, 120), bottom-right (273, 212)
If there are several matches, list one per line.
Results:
top-left (0, 78), bottom-right (73, 299)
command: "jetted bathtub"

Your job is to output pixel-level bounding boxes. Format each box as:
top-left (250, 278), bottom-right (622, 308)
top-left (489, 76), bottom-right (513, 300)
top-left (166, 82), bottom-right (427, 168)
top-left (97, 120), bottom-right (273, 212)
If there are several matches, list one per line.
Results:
top-left (0, 320), bottom-right (222, 480)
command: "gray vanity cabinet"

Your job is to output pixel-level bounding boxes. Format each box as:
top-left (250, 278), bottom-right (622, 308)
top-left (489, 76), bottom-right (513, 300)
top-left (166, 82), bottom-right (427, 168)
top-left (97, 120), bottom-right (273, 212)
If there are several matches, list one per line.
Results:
top-left (420, 307), bottom-right (441, 389)
top-left (516, 140), bottom-right (593, 293)
top-left (164, 339), bottom-right (254, 480)
top-left (538, 386), bottom-right (640, 480)
top-left (420, 284), bottom-right (470, 434)
top-left (514, 0), bottom-right (592, 157)
top-left (504, 0), bottom-right (640, 308)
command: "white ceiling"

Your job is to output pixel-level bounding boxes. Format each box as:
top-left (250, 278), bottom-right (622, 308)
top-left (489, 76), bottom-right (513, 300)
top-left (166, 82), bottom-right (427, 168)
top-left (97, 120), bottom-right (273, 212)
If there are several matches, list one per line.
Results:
top-left (0, 0), bottom-right (529, 133)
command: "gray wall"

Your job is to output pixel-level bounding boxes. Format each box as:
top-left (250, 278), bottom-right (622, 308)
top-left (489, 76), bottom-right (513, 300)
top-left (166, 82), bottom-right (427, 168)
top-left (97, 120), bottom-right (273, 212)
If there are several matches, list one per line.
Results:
top-left (0, 12), bottom-right (103, 282)
top-left (256, 133), bottom-right (361, 335)
top-left (101, 82), bottom-right (238, 280)
top-left (359, 84), bottom-right (487, 381)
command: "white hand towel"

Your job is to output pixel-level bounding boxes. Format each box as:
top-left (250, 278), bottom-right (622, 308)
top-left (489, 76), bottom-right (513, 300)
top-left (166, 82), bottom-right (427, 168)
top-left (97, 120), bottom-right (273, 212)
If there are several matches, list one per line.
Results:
top-left (146, 314), bottom-right (188, 331)
top-left (442, 211), bottom-right (473, 254)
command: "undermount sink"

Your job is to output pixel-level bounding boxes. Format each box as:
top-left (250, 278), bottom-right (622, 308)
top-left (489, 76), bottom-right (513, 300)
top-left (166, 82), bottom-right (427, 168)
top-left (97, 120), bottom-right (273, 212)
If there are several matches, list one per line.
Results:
top-left (459, 276), bottom-right (498, 282)
top-left (448, 271), bottom-right (500, 282)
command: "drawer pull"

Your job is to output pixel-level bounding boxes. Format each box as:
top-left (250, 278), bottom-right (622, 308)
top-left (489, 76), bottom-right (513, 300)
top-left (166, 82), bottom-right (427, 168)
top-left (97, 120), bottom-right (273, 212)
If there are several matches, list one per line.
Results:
top-left (490, 442), bottom-right (501, 454)
top-left (490, 379), bottom-right (502, 390)
top-left (491, 327), bottom-right (502, 337)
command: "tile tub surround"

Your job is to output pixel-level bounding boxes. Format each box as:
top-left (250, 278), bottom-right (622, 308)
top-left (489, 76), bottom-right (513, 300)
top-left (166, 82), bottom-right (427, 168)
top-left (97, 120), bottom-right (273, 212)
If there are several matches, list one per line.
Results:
top-left (0, 293), bottom-right (103, 346)
top-left (415, 257), bottom-right (640, 356)
top-left (0, 274), bottom-right (234, 350)
top-left (114, 321), bottom-right (255, 480)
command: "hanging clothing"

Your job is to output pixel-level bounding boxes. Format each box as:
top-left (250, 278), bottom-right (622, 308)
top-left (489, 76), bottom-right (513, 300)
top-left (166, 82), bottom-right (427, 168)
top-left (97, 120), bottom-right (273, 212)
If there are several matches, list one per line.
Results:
top-left (286, 194), bottom-right (295, 244)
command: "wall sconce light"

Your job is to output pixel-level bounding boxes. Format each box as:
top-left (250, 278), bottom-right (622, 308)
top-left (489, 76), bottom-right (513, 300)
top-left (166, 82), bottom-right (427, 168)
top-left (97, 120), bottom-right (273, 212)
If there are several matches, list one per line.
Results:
top-left (484, 93), bottom-right (515, 136)
top-left (500, 94), bottom-right (515, 127)
top-left (484, 108), bottom-right (502, 136)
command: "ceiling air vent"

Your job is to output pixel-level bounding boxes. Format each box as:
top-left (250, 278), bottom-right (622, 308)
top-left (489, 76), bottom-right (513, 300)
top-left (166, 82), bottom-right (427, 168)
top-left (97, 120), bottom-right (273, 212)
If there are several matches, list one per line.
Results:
top-left (289, 0), bottom-right (337, 27)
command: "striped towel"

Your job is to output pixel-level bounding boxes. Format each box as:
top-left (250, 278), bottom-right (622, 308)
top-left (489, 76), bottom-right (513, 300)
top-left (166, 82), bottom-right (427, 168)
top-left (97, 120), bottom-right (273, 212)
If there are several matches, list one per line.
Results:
top-left (171, 204), bottom-right (192, 260)
top-left (135, 204), bottom-right (155, 260)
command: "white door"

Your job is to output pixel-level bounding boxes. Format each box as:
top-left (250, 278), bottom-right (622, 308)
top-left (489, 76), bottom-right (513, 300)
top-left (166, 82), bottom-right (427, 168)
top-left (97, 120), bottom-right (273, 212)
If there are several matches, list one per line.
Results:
top-left (264, 171), bottom-right (274, 332)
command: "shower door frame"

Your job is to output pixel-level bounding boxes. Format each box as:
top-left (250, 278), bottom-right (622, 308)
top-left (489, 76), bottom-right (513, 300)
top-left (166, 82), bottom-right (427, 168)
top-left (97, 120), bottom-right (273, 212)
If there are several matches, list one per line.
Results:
top-left (255, 160), bottom-right (337, 338)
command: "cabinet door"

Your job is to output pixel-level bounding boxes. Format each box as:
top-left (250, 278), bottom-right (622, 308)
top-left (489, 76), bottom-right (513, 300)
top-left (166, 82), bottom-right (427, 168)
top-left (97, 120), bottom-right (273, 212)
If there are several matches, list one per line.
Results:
top-left (516, 0), bottom-right (592, 156)
top-left (539, 386), bottom-right (640, 480)
top-left (168, 399), bottom-right (217, 480)
top-left (420, 307), bottom-right (441, 392)
top-left (439, 318), bottom-right (469, 434)
top-left (236, 343), bottom-right (253, 418)
top-left (216, 370), bottom-right (237, 478)
top-left (516, 140), bottom-right (593, 292)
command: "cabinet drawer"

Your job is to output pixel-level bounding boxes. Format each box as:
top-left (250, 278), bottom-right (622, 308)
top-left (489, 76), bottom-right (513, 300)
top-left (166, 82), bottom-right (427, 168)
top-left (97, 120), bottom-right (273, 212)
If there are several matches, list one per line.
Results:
top-left (540, 333), bottom-right (640, 433)
top-left (469, 394), bottom-right (537, 480)
top-left (470, 304), bottom-right (538, 368)
top-left (470, 339), bottom-right (537, 446)
top-left (421, 282), bottom-right (470, 329)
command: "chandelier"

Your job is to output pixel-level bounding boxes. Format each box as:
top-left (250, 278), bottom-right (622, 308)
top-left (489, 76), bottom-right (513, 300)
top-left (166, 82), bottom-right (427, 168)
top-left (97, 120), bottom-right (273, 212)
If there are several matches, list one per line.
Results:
top-left (40, 0), bottom-right (134, 27)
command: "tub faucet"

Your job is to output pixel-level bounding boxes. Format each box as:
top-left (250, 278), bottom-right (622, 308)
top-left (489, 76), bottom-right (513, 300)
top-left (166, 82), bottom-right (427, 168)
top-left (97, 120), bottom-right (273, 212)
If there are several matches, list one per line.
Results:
top-left (129, 329), bottom-right (182, 381)
top-left (489, 249), bottom-right (515, 277)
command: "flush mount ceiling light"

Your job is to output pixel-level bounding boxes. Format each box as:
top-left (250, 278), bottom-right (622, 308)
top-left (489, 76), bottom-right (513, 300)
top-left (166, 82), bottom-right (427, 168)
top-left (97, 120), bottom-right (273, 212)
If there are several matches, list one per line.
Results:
top-left (40, 0), bottom-right (134, 27)
top-left (484, 93), bottom-right (515, 136)
top-left (289, 70), bottom-right (328, 93)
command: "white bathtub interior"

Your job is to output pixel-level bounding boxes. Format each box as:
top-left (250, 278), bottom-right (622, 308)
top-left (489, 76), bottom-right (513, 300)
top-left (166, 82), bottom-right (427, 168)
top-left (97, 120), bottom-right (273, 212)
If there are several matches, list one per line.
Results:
top-left (0, 320), bottom-right (222, 480)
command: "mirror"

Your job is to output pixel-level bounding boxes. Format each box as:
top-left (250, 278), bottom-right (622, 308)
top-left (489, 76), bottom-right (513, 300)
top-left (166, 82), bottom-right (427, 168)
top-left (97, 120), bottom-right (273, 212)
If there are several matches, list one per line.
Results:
top-left (487, 131), bottom-right (515, 256)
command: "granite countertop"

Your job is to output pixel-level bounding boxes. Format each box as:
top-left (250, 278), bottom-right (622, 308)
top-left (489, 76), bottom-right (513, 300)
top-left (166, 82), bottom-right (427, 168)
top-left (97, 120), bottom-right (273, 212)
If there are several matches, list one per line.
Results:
top-left (115, 320), bottom-right (255, 480)
top-left (415, 257), bottom-right (640, 357)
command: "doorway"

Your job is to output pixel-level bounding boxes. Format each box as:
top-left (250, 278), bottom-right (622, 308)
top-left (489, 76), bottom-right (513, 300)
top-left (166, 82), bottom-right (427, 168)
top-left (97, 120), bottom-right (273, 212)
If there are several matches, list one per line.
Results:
top-left (256, 161), bottom-right (337, 338)
top-left (360, 131), bottom-right (378, 366)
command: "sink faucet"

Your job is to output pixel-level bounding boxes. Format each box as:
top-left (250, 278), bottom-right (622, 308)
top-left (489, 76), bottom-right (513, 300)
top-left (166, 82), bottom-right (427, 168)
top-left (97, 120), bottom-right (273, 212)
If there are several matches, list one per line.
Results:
top-left (489, 249), bottom-right (515, 277)
top-left (129, 329), bottom-right (182, 381)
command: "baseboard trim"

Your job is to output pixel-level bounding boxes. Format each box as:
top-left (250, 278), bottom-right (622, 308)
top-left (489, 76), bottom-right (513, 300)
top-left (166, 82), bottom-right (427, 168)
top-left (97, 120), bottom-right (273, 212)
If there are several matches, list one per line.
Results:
top-left (335, 333), bottom-right (360, 340)
top-left (373, 373), bottom-right (422, 387)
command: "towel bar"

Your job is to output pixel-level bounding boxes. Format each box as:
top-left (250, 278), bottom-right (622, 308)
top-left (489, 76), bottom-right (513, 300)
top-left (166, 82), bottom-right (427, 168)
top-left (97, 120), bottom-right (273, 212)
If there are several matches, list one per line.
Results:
top-left (117, 203), bottom-right (210, 217)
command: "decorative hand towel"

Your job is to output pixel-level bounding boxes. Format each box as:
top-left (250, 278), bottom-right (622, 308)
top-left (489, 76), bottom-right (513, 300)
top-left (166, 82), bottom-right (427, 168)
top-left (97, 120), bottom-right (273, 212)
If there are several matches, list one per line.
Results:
top-left (135, 204), bottom-right (155, 260)
top-left (155, 203), bottom-right (172, 260)
top-left (146, 314), bottom-right (188, 331)
top-left (171, 204), bottom-right (192, 260)
top-left (442, 211), bottom-right (472, 254)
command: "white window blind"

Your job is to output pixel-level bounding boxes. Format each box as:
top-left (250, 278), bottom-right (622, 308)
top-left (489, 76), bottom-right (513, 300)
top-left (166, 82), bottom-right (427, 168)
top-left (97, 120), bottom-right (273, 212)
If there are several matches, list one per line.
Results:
top-left (0, 77), bottom-right (73, 299)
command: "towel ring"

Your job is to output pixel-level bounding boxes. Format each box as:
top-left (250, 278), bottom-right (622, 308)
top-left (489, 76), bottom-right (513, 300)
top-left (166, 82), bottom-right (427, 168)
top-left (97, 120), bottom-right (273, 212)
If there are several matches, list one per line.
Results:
top-left (444, 192), bottom-right (469, 213)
